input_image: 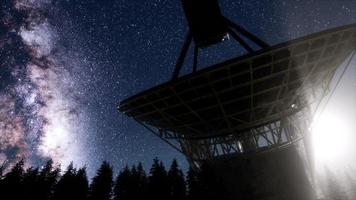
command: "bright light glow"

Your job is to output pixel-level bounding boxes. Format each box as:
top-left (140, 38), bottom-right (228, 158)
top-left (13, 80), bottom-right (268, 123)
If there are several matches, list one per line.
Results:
top-left (312, 113), bottom-right (353, 164)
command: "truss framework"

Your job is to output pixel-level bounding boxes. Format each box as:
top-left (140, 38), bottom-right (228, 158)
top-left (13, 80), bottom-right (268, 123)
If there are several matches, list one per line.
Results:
top-left (136, 95), bottom-right (309, 163)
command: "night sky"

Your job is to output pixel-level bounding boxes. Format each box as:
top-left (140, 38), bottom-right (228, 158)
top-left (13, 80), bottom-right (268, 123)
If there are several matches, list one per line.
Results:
top-left (1, 0), bottom-right (356, 178)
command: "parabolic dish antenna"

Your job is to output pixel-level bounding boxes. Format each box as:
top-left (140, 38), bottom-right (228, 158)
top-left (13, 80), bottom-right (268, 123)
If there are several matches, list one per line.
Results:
top-left (119, 23), bottom-right (356, 162)
top-left (118, 1), bottom-right (356, 199)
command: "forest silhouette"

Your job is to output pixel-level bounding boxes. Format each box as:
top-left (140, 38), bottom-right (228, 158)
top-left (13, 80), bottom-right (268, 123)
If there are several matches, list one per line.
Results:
top-left (0, 158), bottom-right (228, 200)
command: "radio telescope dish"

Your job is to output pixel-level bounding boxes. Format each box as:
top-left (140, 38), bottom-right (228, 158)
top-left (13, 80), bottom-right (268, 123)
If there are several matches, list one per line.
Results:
top-left (118, 2), bottom-right (356, 199)
top-left (119, 24), bottom-right (356, 161)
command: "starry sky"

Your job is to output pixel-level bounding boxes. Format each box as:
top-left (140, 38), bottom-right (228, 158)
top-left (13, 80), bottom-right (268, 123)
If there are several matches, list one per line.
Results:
top-left (1, 0), bottom-right (356, 177)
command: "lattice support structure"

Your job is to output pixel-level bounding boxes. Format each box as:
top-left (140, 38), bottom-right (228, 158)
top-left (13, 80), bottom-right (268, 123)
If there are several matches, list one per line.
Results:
top-left (139, 104), bottom-right (309, 163)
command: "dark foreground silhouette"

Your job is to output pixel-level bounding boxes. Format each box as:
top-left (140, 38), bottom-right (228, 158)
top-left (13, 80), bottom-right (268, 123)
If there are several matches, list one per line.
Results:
top-left (0, 158), bottom-right (228, 200)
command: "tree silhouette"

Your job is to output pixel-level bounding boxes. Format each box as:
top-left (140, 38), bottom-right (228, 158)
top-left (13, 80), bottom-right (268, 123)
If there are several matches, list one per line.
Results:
top-left (74, 167), bottom-right (89, 200)
top-left (88, 161), bottom-right (113, 200)
top-left (135, 162), bottom-right (148, 200)
top-left (0, 164), bottom-right (4, 179)
top-left (2, 160), bottom-right (25, 200)
top-left (130, 163), bottom-right (148, 200)
top-left (168, 159), bottom-right (186, 200)
top-left (23, 167), bottom-right (40, 200)
top-left (113, 166), bottom-right (131, 200)
top-left (148, 158), bottom-right (170, 200)
top-left (52, 163), bottom-right (89, 200)
top-left (0, 158), bottom-right (234, 200)
top-left (52, 163), bottom-right (78, 200)
top-left (186, 167), bottom-right (199, 200)
top-left (39, 160), bottom-right (60, 200)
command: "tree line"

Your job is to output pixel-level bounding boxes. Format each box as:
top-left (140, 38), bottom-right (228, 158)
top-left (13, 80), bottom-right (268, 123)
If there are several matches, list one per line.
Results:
top-left (0, 158), bottom-right (228, 200)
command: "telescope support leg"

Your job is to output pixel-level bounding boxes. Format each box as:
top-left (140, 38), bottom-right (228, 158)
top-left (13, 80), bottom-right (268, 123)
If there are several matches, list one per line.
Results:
top-left (172, 31), bottom-right (193, 80)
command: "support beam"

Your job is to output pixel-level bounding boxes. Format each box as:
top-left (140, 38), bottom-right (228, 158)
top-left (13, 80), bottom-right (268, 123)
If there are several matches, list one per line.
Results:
top-left (171, 31), bottom-right (193, 80)
top-left (228, 28), bottom-right (254, 53)
top-left (193, 45), bottom-right (199, 72)
top-left (224, 17), bottom-right (270, 49)
top-left (171, 18), bottom-right (271, 80)
top-left (135, 119), bottom-right (184, 154)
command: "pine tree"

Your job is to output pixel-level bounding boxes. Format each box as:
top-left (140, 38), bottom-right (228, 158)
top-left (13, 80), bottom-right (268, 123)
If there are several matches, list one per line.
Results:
top-left (88, 161), bottom-right (113, 200)
top-left (23, 167), bottom-right (40, 200)
top-left (39, 159), bottom-right (60, 200)
top-left (75, 167), bottom-right (89, 200)
top-left (130, 163), bottom-right (148, 200)
top-left (52, 163), bottom-right (78, 200)
top-left (130, 165), bottom-right (139, 200)
top-left (52, 163), bottom-right (89, 200)
top-left (136, 162), bottom-right (148, 200)
top-left (0, 164), bottom-right (4, 179)
top-left (113, 166), bottom-right (131, 200)
top-left (148, 158), bottom-right (170, 200)
top-left (2, 160), bottom-right (25, 200)
top-left (168, 159), bottom-right (186, 200)
top-left (186, 167), bottom-right (199, 200)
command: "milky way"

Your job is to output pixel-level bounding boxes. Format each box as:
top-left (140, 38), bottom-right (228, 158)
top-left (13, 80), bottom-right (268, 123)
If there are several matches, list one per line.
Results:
top-left (0, 0), bottom-right (87, 169)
